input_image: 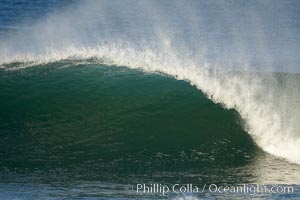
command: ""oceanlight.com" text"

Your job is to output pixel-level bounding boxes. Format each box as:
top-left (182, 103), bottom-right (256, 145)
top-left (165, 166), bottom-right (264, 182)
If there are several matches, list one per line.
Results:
top-left (134, 183), bottom-right (294, 196)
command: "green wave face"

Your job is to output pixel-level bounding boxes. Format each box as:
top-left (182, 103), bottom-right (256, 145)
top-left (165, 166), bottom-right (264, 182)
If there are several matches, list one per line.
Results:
top-left (0, 64), bottom-right (254, 173)
top-left (0, 64), bottom-right (294, 172)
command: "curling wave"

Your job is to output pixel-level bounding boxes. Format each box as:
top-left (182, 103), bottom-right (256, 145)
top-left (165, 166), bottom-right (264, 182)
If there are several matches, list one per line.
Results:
top-left (0, 0), bottom-right (300, 165)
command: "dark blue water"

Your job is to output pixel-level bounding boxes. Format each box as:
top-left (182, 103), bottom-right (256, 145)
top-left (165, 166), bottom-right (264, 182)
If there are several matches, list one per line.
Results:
top-left (0, 0), bottom-right (73, 29)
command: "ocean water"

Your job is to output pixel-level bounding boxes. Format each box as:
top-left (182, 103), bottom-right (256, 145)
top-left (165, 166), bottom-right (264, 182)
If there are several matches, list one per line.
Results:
top-left (0, 1), bottom-right (300, 199)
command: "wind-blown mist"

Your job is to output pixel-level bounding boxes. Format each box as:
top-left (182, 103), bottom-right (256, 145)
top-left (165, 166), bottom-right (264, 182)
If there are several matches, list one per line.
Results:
top-left (1, 0), bottom-right (300, 164)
